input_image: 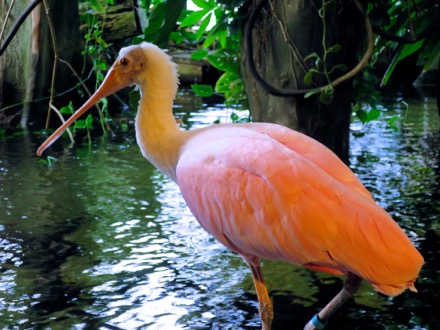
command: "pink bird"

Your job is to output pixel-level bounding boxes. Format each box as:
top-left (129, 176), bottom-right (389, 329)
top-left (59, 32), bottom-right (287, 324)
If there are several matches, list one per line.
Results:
top-left (37, 43), bottom-right (424, 330)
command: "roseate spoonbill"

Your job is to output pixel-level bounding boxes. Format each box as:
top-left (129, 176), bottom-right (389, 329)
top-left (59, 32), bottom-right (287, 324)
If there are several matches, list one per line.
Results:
top-left (37, 43), bottom-right (424, 330)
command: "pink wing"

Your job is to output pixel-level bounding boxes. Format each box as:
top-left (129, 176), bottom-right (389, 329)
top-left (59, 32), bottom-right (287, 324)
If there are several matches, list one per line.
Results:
top-left (176, 123), bottom-right (423, 296)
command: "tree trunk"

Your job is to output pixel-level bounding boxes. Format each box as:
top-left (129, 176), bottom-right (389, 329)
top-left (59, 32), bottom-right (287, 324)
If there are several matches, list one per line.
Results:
top-left (0, 0), bottom-right (33, 123)
top-left (0, 0), bottom-right (85, 128)
top-left (241, 0), bottom-right (364, 163)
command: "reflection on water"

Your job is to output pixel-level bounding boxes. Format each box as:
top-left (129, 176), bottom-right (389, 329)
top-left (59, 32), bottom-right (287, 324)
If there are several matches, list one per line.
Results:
top-left (0, 90), bottom-right (439, 329)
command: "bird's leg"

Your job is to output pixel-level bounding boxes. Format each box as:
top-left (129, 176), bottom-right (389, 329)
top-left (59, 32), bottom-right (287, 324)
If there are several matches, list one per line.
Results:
top-left (304, 272), bottom-right (362, 330)
top-left (246, 257), bottom-right (274, 330)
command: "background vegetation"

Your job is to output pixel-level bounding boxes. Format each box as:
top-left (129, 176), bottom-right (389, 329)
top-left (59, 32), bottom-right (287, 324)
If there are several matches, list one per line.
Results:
top-left (0, 0), bottom-right (438, 147)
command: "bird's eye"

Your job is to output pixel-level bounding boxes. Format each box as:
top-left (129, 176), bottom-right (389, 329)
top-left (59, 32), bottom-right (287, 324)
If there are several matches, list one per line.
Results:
top-left (120, 58), bottom-right (129, 66)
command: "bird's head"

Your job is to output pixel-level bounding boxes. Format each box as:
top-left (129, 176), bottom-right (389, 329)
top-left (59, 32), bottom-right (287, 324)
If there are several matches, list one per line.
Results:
top-left (37, 42), bottom-right (177, 156)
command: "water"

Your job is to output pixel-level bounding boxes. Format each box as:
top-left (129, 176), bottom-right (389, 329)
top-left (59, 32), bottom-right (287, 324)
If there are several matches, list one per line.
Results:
top-left (0, 90), bottom-right (439, 329)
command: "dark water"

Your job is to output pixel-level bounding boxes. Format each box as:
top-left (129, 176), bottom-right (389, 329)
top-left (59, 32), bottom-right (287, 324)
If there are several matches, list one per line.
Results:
top-left (0, 91), bottom-right (439, 330)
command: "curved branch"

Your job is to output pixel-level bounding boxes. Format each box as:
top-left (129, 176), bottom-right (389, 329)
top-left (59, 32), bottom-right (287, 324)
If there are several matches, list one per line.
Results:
top-left (0, 0), bottom-right (44, 56)
top-left (244, 0), bottom-right (374, 97)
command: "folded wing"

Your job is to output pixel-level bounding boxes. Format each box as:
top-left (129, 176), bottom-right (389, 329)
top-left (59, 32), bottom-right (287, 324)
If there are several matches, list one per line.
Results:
top-left (176, 124), bottom-right (424, 296)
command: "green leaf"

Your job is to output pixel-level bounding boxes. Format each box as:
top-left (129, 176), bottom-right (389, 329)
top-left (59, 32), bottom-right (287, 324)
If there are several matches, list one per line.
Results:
top-left (356, 108), bottom-right (381, 124)
top-left (85, 114), bottom-right (93, 129)
top-left (74, 119), bottom-right (86, 129)
top-left (169, 31), bottom-right (183, 44)
top-left (88, 0), bottom-right (102, 11)
top-left (366, 108), bottom-right (381, 122)
top-left (157, 0), bottom-right (186, 46)
top-left (420, 39), bottom-right (440, 70)
top-left (218, 29), bottom-right (227, 49)
top-left (387, 115), bottom-right (400, 131)
top-left (215, 71), bottom-right (239, 93)
top-left (303, 71), bottom-right (314, 85)
top-left (143, 3), bottom-right (166, 42)
top-left (381, 40), bottom-right (425, 86)
top-left (215, 71), bottom-right (245, 105)
top-left (398, 40), bottom-right (425, 60)
top-left (191, 49), bottom-right (209, 60)
top-left (180, 9), bottom-right (208, 28)
top-left (195, 12), bottom-right (212, 39)
top-left (60, 101), bottom-right (74, 115)
top-left (319, 86), bottom-right (334, 105)
top-left (192, 0), bottom-right (212, 10)
top-left (207, 49), bottom-right (237, 72)
top-left (191, 84), bottom-right (214, 97)
top-left (356, 109), bottom-right (368, 124)
top-left (202, 30), bottom-right (217, 48)
top-left (143, 0), bottom-right (186, 46)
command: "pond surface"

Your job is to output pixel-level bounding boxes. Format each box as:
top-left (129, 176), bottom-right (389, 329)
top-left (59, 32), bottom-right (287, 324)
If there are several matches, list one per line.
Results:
top-left (0, 90), bottom-right (439, 330)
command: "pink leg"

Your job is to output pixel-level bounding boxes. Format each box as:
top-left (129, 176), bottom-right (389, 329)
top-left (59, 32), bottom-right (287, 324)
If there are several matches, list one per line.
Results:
top-left (246, 258), bottom-right (274, 330)
top-left (304, 272), bottom-right (362, 329)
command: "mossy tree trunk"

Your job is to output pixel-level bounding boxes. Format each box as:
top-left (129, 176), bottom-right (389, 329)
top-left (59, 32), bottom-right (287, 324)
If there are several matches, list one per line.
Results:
top-left (0, 0), bottom-right (33, 124)
top-left (0, 0), bottom-right (85, 128)
top-left (241, 0), bottom-right (364, 163)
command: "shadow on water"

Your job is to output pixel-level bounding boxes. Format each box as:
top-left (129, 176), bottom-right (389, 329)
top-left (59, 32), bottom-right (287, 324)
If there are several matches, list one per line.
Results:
top-left (0, 89), bottom-right (439, 329)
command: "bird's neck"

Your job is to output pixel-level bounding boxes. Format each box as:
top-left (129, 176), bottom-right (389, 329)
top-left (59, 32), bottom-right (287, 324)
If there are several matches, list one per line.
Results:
top-left (135, 86), bottom-right (186, 182)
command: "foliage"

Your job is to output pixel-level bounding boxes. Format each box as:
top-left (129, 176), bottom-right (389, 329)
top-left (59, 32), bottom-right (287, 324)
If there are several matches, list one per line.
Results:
top-left (181, 0), bottom-right (246, 109)
top-left (171, 0), bottom-right (438, 126)
top-left (368, 0), bottom-right (440, 87)
top-left (78, 0), bottom-right (113, 135)
top-left (59, 100), bottom-right (94, 142)
top-left (303, 0), bottom-right (347, 105)
top-left (132, 0), bottom-right (246, 112)
top-left (61, 0), bottom-right (439, 141)
top-left (350, 0), bottom-right (439, 127)
top-left (135, 0), bottom-right (186, 47)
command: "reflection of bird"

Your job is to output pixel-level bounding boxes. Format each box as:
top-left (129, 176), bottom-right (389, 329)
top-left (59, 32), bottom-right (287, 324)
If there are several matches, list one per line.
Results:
top-left (38, 43), bottom-right (424, 330)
